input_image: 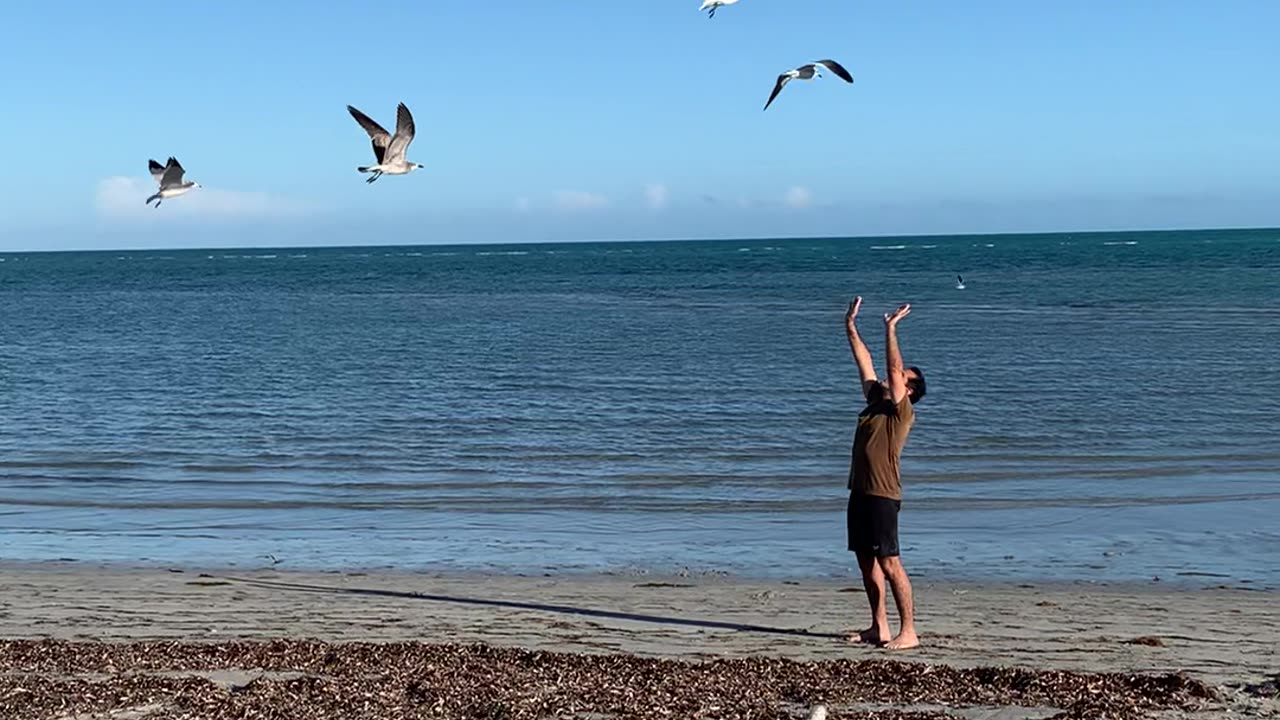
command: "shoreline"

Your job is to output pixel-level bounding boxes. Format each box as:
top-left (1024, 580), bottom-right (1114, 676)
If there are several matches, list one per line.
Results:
top-left (3, 564), bottom-right (1277, 717)
top-left (5, 557), bottom-right (1272, 593)
top-left (2, 564), bottom-right (1275, 687)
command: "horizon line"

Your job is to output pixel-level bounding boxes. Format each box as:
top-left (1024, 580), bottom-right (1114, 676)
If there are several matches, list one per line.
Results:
top-left (2, 224), bottom-right (1276, 256)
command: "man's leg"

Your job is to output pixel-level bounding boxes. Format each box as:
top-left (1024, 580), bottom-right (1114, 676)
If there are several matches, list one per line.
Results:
top-left (847, 495), bottom-right (891, 644)
top-left (854, 551), bottom-right (890, 644)
top-left (876, 554), bottom-right (919, 650)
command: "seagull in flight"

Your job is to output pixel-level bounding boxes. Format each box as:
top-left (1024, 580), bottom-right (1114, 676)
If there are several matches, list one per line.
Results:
top-left (763, 59), bottom-right (854, 111)
top-left (699, 0), bottom-right (740, 18)
top-left (145, 157), bottom-right (200, 208)
top-left (347, 102), bottom-right (423, 183)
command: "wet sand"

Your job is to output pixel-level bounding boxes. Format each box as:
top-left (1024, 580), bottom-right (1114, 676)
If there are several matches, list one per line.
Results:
top-left (1, 564), bottom-right (1276, 718)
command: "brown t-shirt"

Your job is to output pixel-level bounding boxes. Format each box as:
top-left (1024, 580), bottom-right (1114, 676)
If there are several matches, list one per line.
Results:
top-left (848, 395), bottom-right (915, 500)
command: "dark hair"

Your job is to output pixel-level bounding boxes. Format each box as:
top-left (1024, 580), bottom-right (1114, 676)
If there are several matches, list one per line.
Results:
top-left (906, 366), bottom-right (926, 404)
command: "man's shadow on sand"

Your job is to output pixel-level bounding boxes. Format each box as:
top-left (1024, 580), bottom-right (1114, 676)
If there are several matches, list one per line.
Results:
top-left (214, 575), bottom-right (843, 640)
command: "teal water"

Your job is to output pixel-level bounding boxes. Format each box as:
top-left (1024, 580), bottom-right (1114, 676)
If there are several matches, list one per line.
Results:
top-left (1, 229), bottom-right (1278, 586)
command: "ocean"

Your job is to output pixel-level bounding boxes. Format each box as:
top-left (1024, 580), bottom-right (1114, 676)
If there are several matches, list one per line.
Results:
top-left (2, 229), bottom-right (1278, 587)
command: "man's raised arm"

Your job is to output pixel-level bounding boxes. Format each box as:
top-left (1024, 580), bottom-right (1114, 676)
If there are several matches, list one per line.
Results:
top-left (884, 303), bottom-right (911, 404)
top-left (845, 297), bottom-right (879, 401)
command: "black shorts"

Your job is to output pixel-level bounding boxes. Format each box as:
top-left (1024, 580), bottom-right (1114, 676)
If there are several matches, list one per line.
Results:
top-left (847, 494), bottom-right (901, 558)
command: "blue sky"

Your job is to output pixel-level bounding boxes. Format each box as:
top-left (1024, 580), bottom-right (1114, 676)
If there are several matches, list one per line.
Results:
top-left (1, 0), bottom-right (1278, 250)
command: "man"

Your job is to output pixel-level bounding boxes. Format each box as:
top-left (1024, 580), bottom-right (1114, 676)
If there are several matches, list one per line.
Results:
top-left (843, 296), bottom-right (927, 650)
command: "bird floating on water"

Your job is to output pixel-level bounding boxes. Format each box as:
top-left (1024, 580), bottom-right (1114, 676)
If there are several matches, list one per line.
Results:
top-left (956, 274), bottom-right (966, 290)
top-left (763, 59), bottom-right (854, 111)
top-left (145, 157), bottom-right (200, 208)
top-left (347, 102), bottom-right (423, 183)
top-left (699, 0), bottom-right (740, 18)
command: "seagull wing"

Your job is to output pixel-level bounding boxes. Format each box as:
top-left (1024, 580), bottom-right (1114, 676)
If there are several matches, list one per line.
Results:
top-left (763, 74), bottom-right (790, 111)
top-left (348, 105), bottom-right (391, 164)
top-left (148, 159), bottom-right (167, 184)
top-left (384, 102), bottom-right (416, 163)
top-left (816, 59), bottom-right (854, 84)
top-left (699, 0), bottom-right (715, 9)
top-left (159, 157), bottom-right (186, 188)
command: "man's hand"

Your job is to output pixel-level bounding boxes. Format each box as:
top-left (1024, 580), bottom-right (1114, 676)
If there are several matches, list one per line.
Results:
top-left (883, 303), bottom-right (910, 403)
top-left (845, 296), bottom-right (863, 334)
top-left (845, 296), bottom-right (878, 399)
top-left (884, 303), bottom-right (911, 327)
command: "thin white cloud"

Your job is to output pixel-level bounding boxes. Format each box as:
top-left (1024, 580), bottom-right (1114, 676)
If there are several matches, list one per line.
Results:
top-left (95, 176), bottom-right (309, 220)
top-left (784, 186), bottom-right (813, 209)
top-left (552, 190), bottom-right (610, 211)
top-left (644, 183), bottom-right (669, 210)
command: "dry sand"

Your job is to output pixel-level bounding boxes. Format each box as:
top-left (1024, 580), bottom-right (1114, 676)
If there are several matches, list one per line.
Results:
top-left (1, 563), bottom-right (1276, 718)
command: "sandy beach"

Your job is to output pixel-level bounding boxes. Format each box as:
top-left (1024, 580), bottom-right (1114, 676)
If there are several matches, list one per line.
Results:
top-left (1, 563), bottom-right (1276, 718)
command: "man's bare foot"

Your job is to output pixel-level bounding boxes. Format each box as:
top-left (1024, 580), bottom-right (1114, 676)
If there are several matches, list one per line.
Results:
top-left (846, 626), bottom-right (889, 645)
top-left (883, 628), bottom-right (920, 650)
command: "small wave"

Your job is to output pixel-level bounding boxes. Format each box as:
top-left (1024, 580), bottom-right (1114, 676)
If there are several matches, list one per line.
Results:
top-left (921, 245), bottom-right (938, 249)
top-left (0, 459), bottom-right (148, 471)
top-left (870, 245), bottom-right (907, 250)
